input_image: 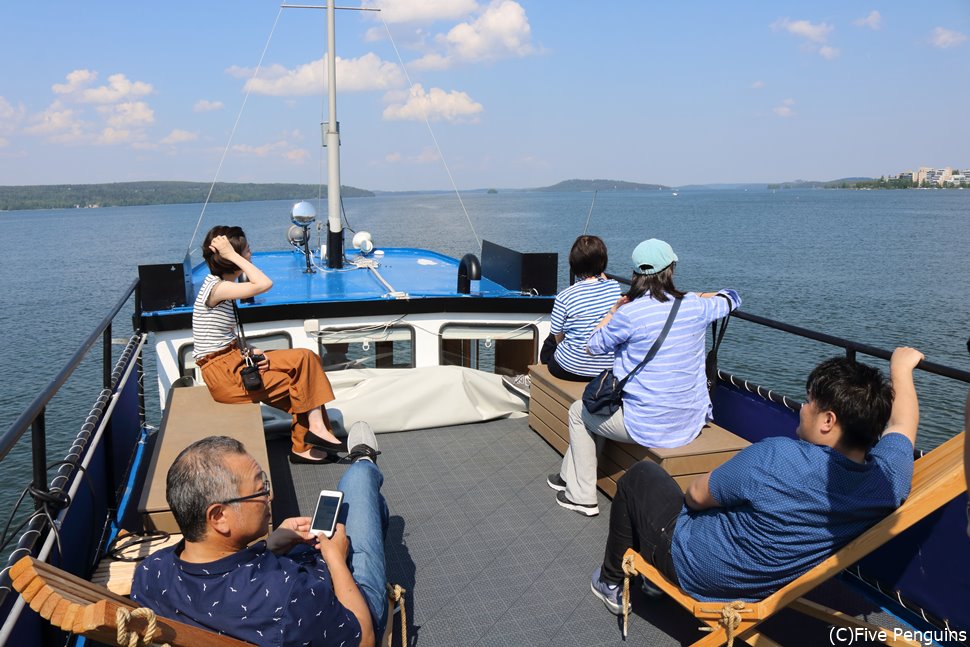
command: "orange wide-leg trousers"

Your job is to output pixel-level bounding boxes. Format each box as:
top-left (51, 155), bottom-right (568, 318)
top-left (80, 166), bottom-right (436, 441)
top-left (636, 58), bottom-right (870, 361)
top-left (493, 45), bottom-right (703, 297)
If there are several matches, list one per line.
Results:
top-left (198, 347), bottom-right (335, 453)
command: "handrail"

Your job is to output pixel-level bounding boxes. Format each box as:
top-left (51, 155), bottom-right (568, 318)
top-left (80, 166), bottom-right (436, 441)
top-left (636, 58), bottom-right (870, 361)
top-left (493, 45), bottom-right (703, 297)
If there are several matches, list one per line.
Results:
top-left (0, 278), bottom-right (139, 462)
top-left (604, 272), bottom-right (970, 385)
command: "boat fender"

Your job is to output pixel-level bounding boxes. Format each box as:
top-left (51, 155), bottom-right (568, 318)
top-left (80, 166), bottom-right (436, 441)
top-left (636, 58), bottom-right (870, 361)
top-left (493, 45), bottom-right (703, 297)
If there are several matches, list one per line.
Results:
top-left (457, 253), bottom-right (481, 294)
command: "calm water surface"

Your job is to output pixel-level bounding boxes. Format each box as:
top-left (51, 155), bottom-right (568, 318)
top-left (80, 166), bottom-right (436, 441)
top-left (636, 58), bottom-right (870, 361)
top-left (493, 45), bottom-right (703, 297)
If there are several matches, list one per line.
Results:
top-left (1, 189), bottom-right (968, 523)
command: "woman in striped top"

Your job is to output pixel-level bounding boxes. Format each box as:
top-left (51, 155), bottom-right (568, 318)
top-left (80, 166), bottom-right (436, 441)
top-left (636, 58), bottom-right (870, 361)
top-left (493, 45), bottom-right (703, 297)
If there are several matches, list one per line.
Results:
top-left (550, 239), bottom-right (741, 516)
top-left (543, 236), bottom-right (621, 381)
top-left (192, 225), bottom-right (341, 464)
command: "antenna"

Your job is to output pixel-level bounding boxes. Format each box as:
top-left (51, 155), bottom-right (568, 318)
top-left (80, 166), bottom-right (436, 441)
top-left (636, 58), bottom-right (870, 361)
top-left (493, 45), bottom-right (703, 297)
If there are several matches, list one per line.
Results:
top-left (581, 190), bottom-right (598, 235)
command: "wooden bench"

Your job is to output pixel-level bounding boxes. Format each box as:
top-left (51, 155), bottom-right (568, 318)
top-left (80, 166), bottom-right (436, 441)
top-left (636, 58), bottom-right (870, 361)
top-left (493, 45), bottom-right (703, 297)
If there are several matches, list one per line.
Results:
top-left (137, 385), bottom-right (271, 533)
top-left (527, 364), bottom-right (749, 496)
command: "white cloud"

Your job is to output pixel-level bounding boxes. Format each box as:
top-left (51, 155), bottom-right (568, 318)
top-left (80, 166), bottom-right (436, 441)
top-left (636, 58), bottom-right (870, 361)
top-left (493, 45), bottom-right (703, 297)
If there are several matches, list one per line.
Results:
top-left (194, 99), bottom-right (224, 112)
top-left (383, 84), bottom-right (483, 122)
top-left (361, 0), bottom-right (478, 24)
top-left (411, 0), bottom-right (535, 70)
top-left (24, 102), bottom-right (84, 137)
top-left (931, 27), bottom-right (967, 49)
top-left (0, 137), bottom-right (8, 148)
top-left (772, 18), bottom-right (838, 59)
top-left (54, 71), bottom-right (153, 104)
top-left (750, 80), bottom-right (766, 90)
top-left (160, 129), bottom-right (198, 145)
top-left (98, 101), bottom-right (154, 128)
top-left (52, 69), bottom-right (97, 95)
top-left (0, 96), bottom-right (26, 135)
top-left (818, 45), bottom-right (840, 60)
top-left (383, 147), bottom-right (440, 164)
top-left (233, 53), bottom-right (403, 96)
top-left (773, 98), bottom-right (796, 117)
top-left (230, 138), bottom-right (307, 162)
top-left (853, 11), bottom-right (882, 30)
top-left (96, 127), bottom-right (135, 145)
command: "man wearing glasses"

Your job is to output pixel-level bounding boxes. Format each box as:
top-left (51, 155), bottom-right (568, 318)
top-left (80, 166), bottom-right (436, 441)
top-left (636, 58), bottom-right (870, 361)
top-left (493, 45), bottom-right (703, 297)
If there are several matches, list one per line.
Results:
top-left (131, 423), bottom-right (386, 647)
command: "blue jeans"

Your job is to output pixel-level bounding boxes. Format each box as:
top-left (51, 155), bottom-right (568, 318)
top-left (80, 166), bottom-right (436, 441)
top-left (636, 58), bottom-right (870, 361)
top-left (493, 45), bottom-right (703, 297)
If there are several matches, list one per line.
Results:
top-left (338, 460), bottom-right (389, 639)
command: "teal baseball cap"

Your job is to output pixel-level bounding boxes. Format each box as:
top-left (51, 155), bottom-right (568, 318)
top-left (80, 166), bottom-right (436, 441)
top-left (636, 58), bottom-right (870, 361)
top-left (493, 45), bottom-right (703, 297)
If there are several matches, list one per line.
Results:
top-left (632, 239), bottom-right (678, 275)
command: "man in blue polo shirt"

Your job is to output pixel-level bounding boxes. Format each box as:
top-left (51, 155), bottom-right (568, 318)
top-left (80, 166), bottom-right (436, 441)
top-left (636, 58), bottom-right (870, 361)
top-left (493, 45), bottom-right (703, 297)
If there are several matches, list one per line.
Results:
top-left (131, 423), bottom-right (387, 647)
top-left (589, 347), bottom-right (923, 610)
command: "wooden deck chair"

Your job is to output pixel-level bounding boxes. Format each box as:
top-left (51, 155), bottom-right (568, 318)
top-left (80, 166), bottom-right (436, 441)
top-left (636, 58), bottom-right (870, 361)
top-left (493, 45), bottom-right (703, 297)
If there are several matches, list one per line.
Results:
top-left (621, 432), bottom-right (967, 647)
top-left (11, 556), bottom-right (253, 647)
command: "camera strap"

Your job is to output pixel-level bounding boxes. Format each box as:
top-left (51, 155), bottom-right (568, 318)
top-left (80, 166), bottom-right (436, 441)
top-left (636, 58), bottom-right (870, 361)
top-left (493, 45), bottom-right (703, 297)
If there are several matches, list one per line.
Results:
top-left (230, 299), bottom-right (253, 361)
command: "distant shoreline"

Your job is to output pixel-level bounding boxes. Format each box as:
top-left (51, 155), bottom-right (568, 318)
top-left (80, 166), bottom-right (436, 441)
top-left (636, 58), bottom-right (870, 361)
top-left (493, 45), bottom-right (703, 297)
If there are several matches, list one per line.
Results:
top-left (0, 181), bottom-right (374, 212)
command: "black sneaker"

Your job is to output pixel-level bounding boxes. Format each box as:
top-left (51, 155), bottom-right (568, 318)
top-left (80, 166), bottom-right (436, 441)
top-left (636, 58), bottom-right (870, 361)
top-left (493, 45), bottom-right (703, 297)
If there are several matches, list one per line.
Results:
top-left (546, 473), bottom-right (567, 492)
top-left (556, 490), bottom-right (599, 516)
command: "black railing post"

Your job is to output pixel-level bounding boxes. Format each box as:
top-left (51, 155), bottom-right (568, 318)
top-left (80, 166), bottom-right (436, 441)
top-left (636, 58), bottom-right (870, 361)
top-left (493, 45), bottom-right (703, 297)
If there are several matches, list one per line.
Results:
top-left (103, 323), bottom-right (112, 388)
top-left (31, 411), bottom-right (48, 510)
top-left (846, 348), bottom-right (857, 363)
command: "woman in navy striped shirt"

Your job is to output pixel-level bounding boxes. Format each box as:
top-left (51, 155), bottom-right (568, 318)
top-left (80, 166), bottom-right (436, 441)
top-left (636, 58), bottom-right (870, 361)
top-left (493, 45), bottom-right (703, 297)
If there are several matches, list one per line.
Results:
top-left (542, 236), bottom-right (622, 381)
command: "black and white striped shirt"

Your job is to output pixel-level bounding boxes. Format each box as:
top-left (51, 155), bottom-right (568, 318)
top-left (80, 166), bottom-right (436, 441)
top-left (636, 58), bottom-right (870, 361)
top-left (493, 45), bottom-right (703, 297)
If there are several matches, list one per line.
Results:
top-left (192, 275), bottom-right (237, 359)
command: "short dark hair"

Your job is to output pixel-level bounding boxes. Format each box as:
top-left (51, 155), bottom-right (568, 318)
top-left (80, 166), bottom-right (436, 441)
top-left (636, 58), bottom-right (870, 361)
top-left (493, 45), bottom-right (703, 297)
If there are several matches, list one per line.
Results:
top-left (568, 235), bottom-right (608, 279)
top-left (806, 357), bottom-right (893, 451)
top-left (166, 436), bottom-right (247, 542)
top-left (625, 263), bottom-right (686, 303)
top-left (202, 225), bottom-right (248, 275)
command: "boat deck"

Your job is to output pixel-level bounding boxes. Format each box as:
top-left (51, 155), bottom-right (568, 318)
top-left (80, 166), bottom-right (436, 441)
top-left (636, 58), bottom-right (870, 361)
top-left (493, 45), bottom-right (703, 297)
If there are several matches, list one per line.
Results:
top-left (269, 417), bottom-right (912, 647)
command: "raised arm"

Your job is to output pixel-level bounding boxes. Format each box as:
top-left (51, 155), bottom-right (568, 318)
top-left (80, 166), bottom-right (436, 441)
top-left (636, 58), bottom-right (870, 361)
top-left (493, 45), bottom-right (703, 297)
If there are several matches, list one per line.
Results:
top-left (206, 235), bottom-right (273, 303)
top-left (884, 346), bottom-right (923, 446)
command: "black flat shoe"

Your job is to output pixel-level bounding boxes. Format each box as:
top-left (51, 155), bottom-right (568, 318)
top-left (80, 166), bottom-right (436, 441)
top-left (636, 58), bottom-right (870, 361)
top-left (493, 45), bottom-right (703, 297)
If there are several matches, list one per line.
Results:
top-left (304, 431), bottom-right (347, 452)
top-left (288, 451), bottom-right (333, 465)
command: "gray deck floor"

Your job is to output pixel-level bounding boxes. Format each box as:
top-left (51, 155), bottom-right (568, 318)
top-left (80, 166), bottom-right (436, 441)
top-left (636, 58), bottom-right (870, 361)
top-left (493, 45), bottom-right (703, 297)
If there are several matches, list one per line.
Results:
top-left (266, 417), bottom-right (910, 647)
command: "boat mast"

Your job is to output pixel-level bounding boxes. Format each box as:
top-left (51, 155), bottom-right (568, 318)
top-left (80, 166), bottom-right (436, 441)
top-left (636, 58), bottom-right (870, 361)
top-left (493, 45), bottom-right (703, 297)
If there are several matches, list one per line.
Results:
top-left (324, 0), bottom-right (343, 268)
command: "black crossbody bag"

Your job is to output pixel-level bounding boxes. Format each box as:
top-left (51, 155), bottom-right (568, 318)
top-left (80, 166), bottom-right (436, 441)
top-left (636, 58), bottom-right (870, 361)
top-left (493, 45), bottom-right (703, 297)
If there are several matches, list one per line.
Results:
top-left (582, 296), bottom-right (682, 416)
top-left (231, 300), bottom-right (265, 392)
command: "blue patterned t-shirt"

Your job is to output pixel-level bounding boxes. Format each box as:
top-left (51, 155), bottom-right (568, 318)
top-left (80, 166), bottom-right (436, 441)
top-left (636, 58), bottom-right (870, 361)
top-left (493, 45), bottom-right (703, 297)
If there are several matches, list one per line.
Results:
top-left (671, 433), bottom-right (914, 601)
top-left (131, 540), bottom-right (362, 647)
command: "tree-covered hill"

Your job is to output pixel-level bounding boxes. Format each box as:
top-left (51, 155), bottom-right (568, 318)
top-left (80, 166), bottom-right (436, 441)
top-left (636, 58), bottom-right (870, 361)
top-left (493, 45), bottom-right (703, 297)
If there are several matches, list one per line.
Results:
top-left (0, 181), bottom-right (373, 211)
top-left (535, 179), bottom-right (668, 192)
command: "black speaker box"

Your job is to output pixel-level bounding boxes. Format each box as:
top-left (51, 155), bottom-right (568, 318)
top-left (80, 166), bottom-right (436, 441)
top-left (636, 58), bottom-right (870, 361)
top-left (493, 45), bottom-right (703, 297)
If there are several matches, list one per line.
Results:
top-left (139, 258), bottom-right (194, 311)
top-left (481, 240), bottom-right (558, 296)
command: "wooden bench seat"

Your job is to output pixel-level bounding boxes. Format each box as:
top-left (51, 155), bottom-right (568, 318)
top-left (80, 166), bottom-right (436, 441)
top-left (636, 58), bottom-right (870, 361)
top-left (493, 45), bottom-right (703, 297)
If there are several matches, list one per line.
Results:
top-left (137, 385), bottom-right (271, 532)
top-left (527, 364), bottom-right (749, 496)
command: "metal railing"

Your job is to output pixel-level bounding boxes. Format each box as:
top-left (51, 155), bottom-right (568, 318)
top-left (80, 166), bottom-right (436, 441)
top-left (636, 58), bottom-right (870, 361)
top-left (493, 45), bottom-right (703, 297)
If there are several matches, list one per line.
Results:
top-left (604, 272), bottom-right (970, 385)
top-left (0, 279), bottom-right (141, 509)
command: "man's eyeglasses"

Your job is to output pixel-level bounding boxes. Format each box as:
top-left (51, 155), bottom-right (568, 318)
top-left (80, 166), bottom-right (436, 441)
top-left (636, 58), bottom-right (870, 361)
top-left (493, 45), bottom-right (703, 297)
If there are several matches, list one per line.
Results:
top-left (218, 472), bottom-right (271, 505)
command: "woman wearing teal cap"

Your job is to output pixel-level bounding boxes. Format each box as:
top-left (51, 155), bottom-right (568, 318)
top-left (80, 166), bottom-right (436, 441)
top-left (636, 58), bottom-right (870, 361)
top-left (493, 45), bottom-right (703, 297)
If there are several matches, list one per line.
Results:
top-left (548, 238), bottom-right (741, 516)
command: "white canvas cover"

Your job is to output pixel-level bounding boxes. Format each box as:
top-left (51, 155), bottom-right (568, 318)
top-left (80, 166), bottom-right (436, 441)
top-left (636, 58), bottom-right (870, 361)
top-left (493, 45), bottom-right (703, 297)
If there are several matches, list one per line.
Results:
top-left (323, 366), bottom-right (528, 434)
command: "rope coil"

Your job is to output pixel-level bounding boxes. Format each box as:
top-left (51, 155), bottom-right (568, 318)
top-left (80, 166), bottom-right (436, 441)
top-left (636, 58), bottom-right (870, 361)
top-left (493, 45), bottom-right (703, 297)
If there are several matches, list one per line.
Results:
top-left (621, 553), bottom-right (636, 638)
top-left (386, 582), bottom-right (407, 647)
top-left (116, 607), bottom-right (170, 647)
top-left (698, 600), bottom-right (748, 647)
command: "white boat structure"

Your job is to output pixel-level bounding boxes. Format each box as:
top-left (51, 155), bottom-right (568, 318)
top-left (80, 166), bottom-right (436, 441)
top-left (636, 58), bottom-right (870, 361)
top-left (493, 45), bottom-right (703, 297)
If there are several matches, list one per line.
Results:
top-left (0, 3), bottom-right (968, 646)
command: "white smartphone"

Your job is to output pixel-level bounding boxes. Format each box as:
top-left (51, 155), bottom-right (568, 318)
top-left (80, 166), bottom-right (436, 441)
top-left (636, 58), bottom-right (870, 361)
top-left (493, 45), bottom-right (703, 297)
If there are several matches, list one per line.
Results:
top-left (310, 489), bottom-right (344, 538)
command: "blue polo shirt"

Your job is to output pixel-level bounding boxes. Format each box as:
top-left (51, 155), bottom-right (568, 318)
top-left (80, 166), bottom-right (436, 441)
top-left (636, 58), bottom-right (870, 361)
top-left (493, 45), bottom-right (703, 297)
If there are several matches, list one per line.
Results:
top-left (130, 540), bottom-right (361, 647)
top-left (671, 433), bottom-right (914, 601)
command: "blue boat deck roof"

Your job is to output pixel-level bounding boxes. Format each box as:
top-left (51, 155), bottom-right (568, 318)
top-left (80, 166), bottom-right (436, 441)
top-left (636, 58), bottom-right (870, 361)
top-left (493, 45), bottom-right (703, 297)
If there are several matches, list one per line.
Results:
top-left (146, 247), bottom-right (552, 318)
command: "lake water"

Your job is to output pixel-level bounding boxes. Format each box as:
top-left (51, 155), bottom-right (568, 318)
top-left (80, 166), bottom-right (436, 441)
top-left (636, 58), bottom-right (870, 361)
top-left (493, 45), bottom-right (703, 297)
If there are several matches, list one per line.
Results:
top-left (1, 188), bottom-right (968, 525)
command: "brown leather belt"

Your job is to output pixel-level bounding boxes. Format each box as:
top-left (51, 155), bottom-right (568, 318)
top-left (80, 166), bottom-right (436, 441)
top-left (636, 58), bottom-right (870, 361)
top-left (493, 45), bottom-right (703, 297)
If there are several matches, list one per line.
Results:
top-left (195, 340), bottom-right (239, 367)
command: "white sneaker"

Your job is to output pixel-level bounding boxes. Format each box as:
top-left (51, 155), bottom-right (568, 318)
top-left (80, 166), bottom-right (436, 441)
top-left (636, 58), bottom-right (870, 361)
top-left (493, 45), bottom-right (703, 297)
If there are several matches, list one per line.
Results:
top-left (502, 374), bottom-right (532, 398)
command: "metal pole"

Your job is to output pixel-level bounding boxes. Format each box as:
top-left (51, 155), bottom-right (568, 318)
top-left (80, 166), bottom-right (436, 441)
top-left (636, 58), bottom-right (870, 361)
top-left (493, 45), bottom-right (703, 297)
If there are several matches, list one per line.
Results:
top-left (325, 0), bottom-right (344, 268)
top-left (31, 411), bottom-right (48, 510)
top-left (103, 323), bottom-right (112, 388)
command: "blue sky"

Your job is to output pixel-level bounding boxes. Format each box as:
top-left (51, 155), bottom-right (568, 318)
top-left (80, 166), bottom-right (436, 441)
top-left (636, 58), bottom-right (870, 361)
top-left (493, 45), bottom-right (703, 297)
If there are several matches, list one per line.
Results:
top-left (1, 1), bottom-right (967, 190)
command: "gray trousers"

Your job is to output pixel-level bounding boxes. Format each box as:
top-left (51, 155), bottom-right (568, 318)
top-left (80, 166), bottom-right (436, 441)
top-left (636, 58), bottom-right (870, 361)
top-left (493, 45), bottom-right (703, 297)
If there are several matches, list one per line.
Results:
top-left (559, 400), bottom-right (635, 505)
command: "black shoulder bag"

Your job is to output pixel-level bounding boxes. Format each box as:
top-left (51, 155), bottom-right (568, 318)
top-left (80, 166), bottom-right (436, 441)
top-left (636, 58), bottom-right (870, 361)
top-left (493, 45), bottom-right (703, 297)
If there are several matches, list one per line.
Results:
top-left (705, 294), bottom-right (735, 399)
top-left (582, 296), bottom-right (682, 416)
top-left (231, 300), bottom-right (265, 392)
